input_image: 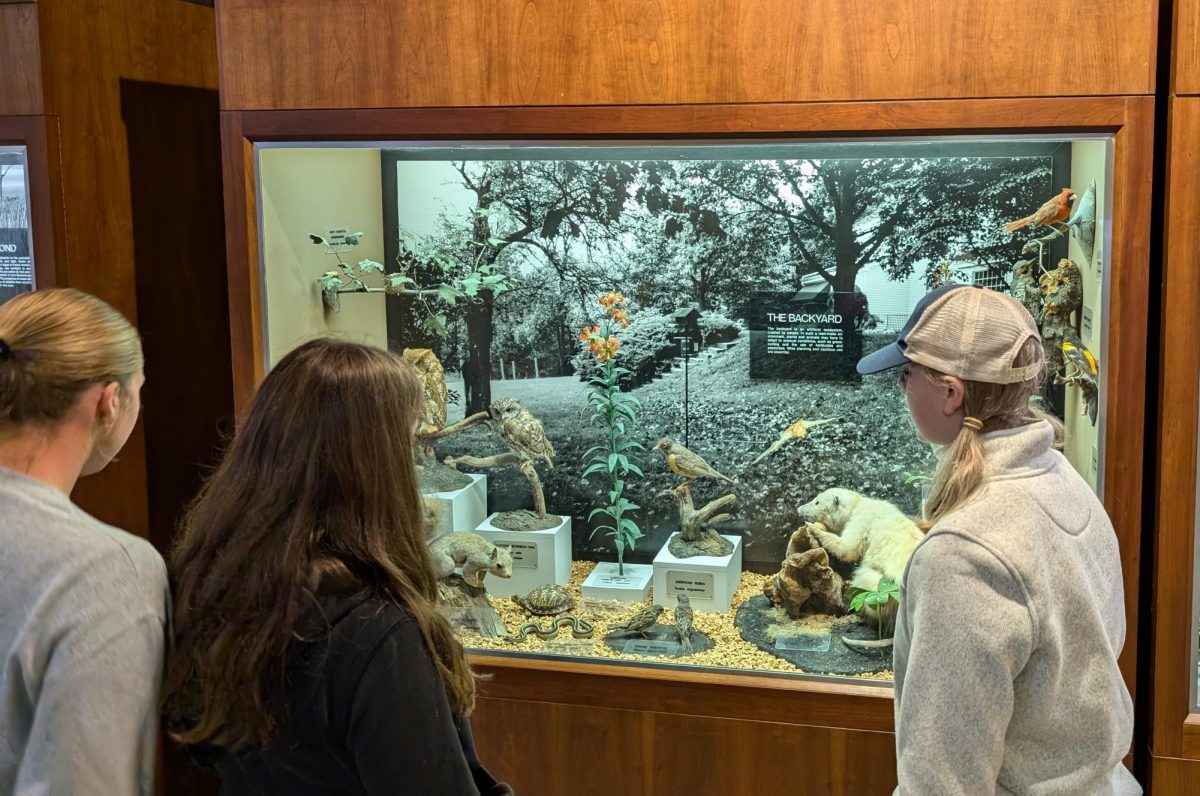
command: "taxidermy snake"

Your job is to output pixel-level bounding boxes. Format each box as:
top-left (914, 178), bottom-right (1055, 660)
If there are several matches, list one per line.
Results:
top-left (503, 616), bottom-right (595, 643)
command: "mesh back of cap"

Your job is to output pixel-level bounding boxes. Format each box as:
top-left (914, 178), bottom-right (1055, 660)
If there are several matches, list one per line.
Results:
top-left (904, 288), bottom-right (1042, 384)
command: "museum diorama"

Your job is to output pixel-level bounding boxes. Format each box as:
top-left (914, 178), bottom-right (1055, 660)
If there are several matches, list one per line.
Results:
top-left (254, 137), bottom-right (1110, 681)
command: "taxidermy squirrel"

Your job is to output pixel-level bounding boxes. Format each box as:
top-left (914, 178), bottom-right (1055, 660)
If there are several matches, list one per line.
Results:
top-left (429, 532), bottom-right (514, 588)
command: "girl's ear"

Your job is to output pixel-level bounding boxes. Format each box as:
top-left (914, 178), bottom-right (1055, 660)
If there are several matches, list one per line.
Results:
top-left (942, 376), bottom-right (966, 417)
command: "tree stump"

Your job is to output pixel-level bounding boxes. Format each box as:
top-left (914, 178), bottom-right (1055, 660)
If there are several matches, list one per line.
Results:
top-left (667, 483), bottom-right (735, 558)
top-left (436, 574), bottom-right (508, 638)
top-left (763, 524), bottom-right (846, 618)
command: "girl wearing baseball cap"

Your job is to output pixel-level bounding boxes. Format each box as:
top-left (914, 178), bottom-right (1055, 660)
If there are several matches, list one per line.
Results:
top-left (858, 284), bottom-right (1139, 794)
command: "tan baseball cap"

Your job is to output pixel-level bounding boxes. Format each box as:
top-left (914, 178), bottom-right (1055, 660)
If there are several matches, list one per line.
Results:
top-left (857, 284), bottom-right (1043, 384)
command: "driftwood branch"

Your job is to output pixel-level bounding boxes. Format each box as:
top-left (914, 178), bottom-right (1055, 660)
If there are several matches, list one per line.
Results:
top-left (444, 450), bottom-right (548, 519)
top-left (420, 411), bottom-right (491, 444)
top-left (673, 483), bottom-right (736, 544)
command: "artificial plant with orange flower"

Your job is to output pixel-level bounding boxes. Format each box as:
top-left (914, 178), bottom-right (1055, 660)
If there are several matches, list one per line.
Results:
top-left (579, 291), bottom-right (644, 575)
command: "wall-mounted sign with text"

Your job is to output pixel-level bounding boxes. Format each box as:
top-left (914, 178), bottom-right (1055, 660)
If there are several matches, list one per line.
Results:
top-left (0, 147), bottom-right (34, 305)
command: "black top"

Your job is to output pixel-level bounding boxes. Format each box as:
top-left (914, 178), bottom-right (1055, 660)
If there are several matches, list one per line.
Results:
top-left (197, 592), bottom-right (511, 795)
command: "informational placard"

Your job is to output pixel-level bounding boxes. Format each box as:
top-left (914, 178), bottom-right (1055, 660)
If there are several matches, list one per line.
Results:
top-left (503, 540), bottom-right (539, 569)
top-left (593, 573), bottom-right (633, 587)
top-left (748, 289), bottom-right (864, 381)
top-left (622, 639), bottom-right (680, 656)
top-left (0, 147), bottom-right (33, 305)
top-left (666, 570), bottom-right (714, 600)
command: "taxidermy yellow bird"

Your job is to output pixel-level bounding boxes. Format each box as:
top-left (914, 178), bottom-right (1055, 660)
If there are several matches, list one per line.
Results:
top-left (1061, 338), bottom-right (1099, 424)
top-left (653, 437), bottom-right (735, 484)
top-left (752, 417), bottom-right (842, 465)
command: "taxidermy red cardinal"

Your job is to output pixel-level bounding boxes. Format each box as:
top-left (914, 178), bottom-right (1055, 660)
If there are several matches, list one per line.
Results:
top-left (1005, 188), bottom-right (1076, 234)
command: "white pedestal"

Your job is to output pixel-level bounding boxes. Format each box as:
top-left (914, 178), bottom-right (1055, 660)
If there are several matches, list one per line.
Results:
top-left (424, 473), bottom-right (487, 536)
top-left (652, 533), bottom-right (743, 613)
top-left (473, 512), bottom-right (572, 598)
top-left (581, 561), bottom-right (653, 603)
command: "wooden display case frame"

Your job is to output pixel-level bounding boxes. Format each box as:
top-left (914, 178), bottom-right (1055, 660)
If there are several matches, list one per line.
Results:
top-left (221, 96), bottom-right (1152, 791)
top-left (1149, 93), bottom-right (1200, 788)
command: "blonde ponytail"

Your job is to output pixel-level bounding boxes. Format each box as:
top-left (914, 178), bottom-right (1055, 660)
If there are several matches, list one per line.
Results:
top-left (918, 337), bottom-right (1058, 530)
top-left (0, 289), bottom-right (142, 428)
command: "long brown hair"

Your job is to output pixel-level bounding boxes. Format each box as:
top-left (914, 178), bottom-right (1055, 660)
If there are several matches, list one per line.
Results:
top-left (163, 338), bottom-right (476, 751)
top-left (920, 337), bottom-right (1064, 530)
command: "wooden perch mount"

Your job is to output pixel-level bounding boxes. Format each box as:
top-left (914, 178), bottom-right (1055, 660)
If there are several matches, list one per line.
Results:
top-left (669, 483), bottom-right (736, 558)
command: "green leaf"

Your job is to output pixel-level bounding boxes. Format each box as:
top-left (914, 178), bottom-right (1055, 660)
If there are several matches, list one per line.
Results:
top-left (618, 518), bottom-right (642, 539)
top-left (317, 273), bottom-right (342, 292)
top-left (357, 259), bottom-right (384, 274)
top-left (623, 462), bottom-right (644, 478)
top-left (422, 313), bottom-right (449, 338)
top-left (487, 236), bottom-right (507, 246)
top-left (589, 506), bottom-right (616, 521)
top-left (437, 283), bottom-right (463, 305)
top-left (607, 453), bottom-right (619, 473)
top-left (581, 462), bottom-right (609, 479)
top-left (588, 524), bottom-right (616, 539)
top-left (308, 233), bottom-right (328, 246)
top-left (461, 277), bottom-right (482, 296)
top-left (344, 231), bottom-right (364, 246)
top-left (849, 592), bottom-right (867, 613)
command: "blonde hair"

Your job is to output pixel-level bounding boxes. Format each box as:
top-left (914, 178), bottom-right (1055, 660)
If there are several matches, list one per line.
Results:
top-left (0, 289), bottom-right (143, 427)
top-left (919, 337), bottom-right (1063, 530)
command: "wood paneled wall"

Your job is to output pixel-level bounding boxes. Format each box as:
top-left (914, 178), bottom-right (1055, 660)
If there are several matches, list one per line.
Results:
top-left (0, 3), bottom-right (43, 115)
top-left (215, 0), bottom-right (1158, 110)
top-left (2, 0), bottom-right (230, 537)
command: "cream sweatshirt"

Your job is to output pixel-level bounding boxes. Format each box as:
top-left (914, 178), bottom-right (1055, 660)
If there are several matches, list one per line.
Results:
top-left (893, 421), bottom-right (1140, 795)
top-left (0, 468), bottom-right (168, 795)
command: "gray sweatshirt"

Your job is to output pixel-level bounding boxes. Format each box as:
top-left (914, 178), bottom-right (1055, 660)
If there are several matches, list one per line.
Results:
top-left (893, 421), bottom-right (1140, 795)
top-left (0, 468), bottom-right (168, 795)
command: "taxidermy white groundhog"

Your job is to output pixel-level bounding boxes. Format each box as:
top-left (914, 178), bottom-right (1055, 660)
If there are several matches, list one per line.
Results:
top-left (796, 488), bottom-right (923, 627)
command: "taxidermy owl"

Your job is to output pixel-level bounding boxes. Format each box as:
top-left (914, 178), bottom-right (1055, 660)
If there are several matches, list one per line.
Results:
top-left (489, 398), bottom-right (555, 467)
top-left (402, 348), bottom-right (448, 433)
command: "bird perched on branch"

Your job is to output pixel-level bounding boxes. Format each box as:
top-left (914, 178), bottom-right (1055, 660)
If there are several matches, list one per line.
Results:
top-left (752, 417), bottom-right (842, 465)
top-left (489, 398), bottom-right (555, 467)
top-left (653, 437), bottom-right (735, 484)
top-left (1060, 334), bottom-right (1100, 424)
top-left (674, 595), bottom-right (695, 654)
top-left (606, 604), bottom-right (665, 638)
top-left (1005, 188), bottom-right (1076, 234)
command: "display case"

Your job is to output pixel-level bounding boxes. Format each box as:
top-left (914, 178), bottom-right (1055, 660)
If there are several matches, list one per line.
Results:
top-left (253, 135), bottom-right (1118, 683)
top-left (216, 1), bottom-right (1156, 791)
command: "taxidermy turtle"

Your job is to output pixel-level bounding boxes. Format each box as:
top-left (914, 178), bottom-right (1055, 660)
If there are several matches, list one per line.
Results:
top-left (512, 584), bottom-right (574, 616)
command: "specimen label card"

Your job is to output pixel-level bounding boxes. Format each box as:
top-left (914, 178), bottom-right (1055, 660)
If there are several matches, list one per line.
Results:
top-left (666, 570), bottom-right (714, 600)
top-left (503, 541), bottom-right (538, 569)
top-left (623, 639), bottom-right (680, 656)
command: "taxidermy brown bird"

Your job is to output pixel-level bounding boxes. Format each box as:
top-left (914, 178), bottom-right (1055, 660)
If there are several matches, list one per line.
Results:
top-left (653, 437), bottom-right (735, 484)
top-left (489, 398), bottom-right (555, 467)
top-left (674, 594), bottom-right (695, 654)
top-left (1005, 188), bottom-right (1076, 234)
top-left (606, 604), bottom-right (665, 638)
top-left (752, 417), bottom-right (842, 465)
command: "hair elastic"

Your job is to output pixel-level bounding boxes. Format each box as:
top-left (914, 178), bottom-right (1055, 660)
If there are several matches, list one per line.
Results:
top-left (962, 416), bottom-right (984, 432)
